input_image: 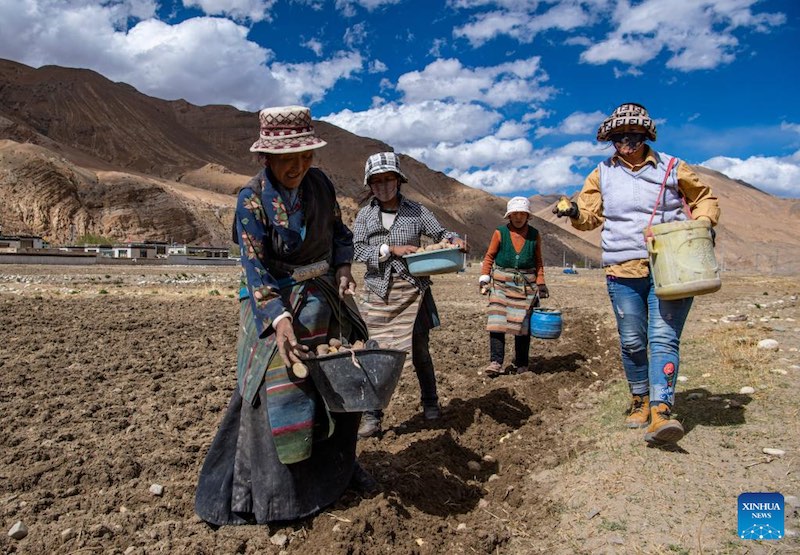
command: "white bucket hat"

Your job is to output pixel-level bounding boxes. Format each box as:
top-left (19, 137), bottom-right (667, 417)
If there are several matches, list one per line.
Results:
top-left (504, 196), bottom-right (533, 218)
top-left (364, 152), bottom-right (408, 186)
top-left (250, 105), bottom-right (327, 154)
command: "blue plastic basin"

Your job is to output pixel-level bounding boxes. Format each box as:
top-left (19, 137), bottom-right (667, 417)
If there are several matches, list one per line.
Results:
top-left (530, 308), bottom-right (562, 339)
top-left (403, 247), bottom-right (465, 276)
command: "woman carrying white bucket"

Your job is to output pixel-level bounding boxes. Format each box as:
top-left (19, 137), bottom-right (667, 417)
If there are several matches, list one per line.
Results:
top-left (553, 102), bottom-right (720, 445)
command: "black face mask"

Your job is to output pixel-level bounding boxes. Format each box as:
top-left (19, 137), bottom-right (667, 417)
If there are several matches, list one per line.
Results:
top-left (610, 132), bottom-right (646, 150)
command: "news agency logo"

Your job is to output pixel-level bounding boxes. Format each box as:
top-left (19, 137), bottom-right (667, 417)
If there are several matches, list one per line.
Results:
top-left (738, 492), bottom-right (784, 540)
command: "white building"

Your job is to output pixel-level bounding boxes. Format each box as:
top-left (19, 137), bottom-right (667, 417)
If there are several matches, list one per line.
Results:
top-left (0, 234), bottom-right (46, 251)
top-left (168, 245), bottom-right (230, 258)
top-left (112, 243), bottom-right (158, 259)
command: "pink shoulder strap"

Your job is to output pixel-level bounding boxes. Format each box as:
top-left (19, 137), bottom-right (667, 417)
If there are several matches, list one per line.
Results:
top-left (645, 157), bottom-right (692, 238)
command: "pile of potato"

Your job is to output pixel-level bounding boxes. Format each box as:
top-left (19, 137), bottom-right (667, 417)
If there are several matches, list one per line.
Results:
top-left (416, 239), bottom-right (453, 252)
top-left (291, 338), bottom-right (381, 378)
top-left (314, 337), bottom-right (380, 357)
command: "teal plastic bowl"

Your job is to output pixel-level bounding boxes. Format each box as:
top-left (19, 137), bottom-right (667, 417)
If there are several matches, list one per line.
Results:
top-left (403, 247), bottom-right (465, 276)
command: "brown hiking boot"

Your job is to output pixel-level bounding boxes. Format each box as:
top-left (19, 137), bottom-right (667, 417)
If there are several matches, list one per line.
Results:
top-left (643, 403), bottom-right (684, 445)
top-left (624, 394), bottom-right (650, 428)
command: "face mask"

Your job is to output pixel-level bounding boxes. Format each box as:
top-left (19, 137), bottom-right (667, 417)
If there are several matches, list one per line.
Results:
top-left (371, 182), bottom-right (398, 203)
top-left (611, 132), bottom-right (645, 152)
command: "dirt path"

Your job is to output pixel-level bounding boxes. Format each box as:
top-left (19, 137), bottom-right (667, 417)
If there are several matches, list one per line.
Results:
top-left (0, 265), bottom-right (798, 554)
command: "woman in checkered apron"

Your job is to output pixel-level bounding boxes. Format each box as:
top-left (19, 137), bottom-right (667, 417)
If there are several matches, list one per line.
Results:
top-left (352, 152), bottom-right (468, 438)
top-left (479, 196), bottom-right (549, 376)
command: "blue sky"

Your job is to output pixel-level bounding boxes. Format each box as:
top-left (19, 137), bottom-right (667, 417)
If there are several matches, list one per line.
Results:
top-left (0, 0), bottom-right (798, 198)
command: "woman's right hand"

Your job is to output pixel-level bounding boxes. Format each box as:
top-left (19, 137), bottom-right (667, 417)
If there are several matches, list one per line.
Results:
top-left (479, 274), bottom-right (491, 295)
top-left (274, 317), bottom-right (309, 368)
top-left (552, 196), bottom-right (579, 218)
top-left (390, 245), bottom-right (418, 256)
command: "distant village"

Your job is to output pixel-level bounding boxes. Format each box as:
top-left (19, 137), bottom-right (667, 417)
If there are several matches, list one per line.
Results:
top-left (0, 230), bottom-right (235, 266)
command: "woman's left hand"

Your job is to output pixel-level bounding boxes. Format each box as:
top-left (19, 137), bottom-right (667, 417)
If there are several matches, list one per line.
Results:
top-left (452, 238), bottom-right (470, 253)
top-left (537, 284), bottom-right (549, 299)
top-left (336, 264), bottom-right (357, 298)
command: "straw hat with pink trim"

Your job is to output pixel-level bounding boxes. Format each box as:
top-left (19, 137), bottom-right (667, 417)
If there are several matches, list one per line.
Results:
top-left (249, 105), bottom-right (327, 154)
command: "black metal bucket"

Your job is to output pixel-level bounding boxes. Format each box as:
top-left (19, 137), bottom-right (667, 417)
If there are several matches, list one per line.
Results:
top-left (306, 348), bottom-right (407, 412)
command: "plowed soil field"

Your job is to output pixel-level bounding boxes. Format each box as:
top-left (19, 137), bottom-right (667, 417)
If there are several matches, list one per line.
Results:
top-left (1, 265), bottom-right (798, 554)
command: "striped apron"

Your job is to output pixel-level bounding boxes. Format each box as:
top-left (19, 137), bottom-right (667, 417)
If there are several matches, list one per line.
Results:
top-left (486, 267), bottom-right (539, 335)
top-left (358, 278), bottom-right (421, 371)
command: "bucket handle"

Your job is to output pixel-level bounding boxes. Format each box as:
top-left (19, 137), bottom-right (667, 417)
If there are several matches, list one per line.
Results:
top-left (348, 349), bottom-right (378, 386)
top-left (646, 237), bottom-right (658, 256)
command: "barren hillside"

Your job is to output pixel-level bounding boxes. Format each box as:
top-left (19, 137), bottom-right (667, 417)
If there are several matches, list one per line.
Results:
top-left (0, 58), bottom-right (601, 264)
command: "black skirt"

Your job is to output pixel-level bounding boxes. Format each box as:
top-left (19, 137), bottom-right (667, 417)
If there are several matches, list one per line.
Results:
top-left (195, 387), bottom-right (359, 525)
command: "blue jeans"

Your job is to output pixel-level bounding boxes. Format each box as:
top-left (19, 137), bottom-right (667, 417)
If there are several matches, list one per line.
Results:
top-left (606, 275), bottom-right (693, 406)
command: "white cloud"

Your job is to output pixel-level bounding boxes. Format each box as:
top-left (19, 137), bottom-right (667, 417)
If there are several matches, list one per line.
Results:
top-left (526, 154), bottom-right (588, 190)
top-left (582, 0), bottom-right (785, 71)
top-left (0, 1), bottom-right (154, 70)
top-left (447, 0), bottom-right (536, 8)
top-left (564, 35), bottom-right (592, 47)
top-left (368, 59), bottom-right (387, 73)
top-left (612, 66), bottom-right (643, 78)
top-left (321, 89), bottom-right (619, 195)
top-left (442, 138), bottom-right (607, 195)
top-left (344, 22), bottom-right (367, 47)
top-left (448, 154), bottom-right (587, 195)
top-left (450, 0), bottom-right (784, 72)
top-left (554, 140), bottom-right (609, 158)
top-left (335, 0), bottom-right (400, 16)
top-left (535, 110), bottom-right (605, 137)
top-left (302, 38), bottom-right (324, 56)
top-left (407, 135), bottom-right (534, 172)
top-left (333, 0), bottom-right (357, 17)
top-left (429, 38), bottom-right (447, 57)
top-left (781, 121), bottom-right (800, 134)
top-left (182, 0), bottom-right (276, 22)
top-left (396, 57), bottom-right (555, 107)
top-left (581, 35), bottom-right (660, 66)
top-left (90, 17), bottom-right (283, 109)
top-left (293, 0), bottom-right (325, 8)
top-left (0, 2), bottom-right (365, 110)
top-left (271, 52), bottom-right (364, 105)
top-left (523, 108), bottom-right (551, 122)
top-left (323, 99), bottom-right (606, 195)
top-left (352, 0), bottom-right (402, 8)
top-left (701, 153), bottom-right (800, 197)
top-left (321, 101), bottom-right (502, 150)
top-left (495, 120), bottom-right (531, 139)
top-left (453, 1), bottom-right (595, 47)
top-left (453, 11), bottom-right (528, 47)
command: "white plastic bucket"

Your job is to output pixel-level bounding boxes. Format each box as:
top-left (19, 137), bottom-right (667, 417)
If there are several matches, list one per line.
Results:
top-left (646, 220), bottom-right (721, 300)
